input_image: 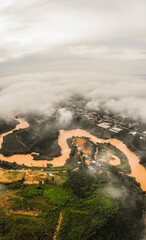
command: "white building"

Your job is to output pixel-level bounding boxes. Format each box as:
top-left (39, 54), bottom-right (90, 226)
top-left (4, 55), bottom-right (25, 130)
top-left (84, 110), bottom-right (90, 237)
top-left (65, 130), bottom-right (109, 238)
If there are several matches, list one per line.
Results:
top-left (49, 173), bottom-right (54, 177)
top-left (129, 131), bottom-right (137, 136)
top-left (97, 122), bottom-right (110, 129)
top-left (92, 160), bottom-right (96, 164)
top-left (110, 127), bottom-right (123, 133)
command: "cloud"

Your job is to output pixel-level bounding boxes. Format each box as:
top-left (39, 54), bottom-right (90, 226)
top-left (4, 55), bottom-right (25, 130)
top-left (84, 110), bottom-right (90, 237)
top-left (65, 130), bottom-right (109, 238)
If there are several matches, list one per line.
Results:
top-left (106, 184), bottom-right (129, 204)
top-left (0, 0), bottom-right (146, 67)
top-left (58, 108), bottom-right (73, 126)
top-left (0, 1), bottom-right (146, 122)
top-left (0, 0), bottom-right (100, 62)
top-left (0, 71), bottom-right (146, 121)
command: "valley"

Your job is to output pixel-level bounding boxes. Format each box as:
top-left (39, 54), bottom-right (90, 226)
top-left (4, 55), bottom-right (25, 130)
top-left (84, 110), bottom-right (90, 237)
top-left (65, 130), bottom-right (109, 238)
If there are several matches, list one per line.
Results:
top-left (0, 105), bottom-right (145, 240)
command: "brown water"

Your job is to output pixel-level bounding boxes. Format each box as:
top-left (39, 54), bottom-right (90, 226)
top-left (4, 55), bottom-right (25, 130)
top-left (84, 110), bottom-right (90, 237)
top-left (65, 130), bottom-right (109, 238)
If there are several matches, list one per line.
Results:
top-left (0, 119), bottom-right (145, 191)
top-left (106, 150), bottom-right (121, 166)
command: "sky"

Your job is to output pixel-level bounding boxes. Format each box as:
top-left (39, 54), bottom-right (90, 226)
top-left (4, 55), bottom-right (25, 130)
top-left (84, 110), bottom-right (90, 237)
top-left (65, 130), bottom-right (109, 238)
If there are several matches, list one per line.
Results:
top-left (0, 0), bottom-right (146, 74)
top-left (0, 0), bottom-right (146, 120)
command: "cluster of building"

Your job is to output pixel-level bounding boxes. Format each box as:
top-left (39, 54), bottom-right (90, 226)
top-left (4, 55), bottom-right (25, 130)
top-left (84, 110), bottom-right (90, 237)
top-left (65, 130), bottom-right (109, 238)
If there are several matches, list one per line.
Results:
top-left (88, 112), bottom-right (146, 138)
top-left (64, 97), bottom-right (146, 139)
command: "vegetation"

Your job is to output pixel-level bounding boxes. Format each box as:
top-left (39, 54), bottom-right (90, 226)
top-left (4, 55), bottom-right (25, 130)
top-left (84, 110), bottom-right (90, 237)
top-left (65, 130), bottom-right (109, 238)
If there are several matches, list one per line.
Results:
top-left (140, 154), bottom-right (146, 167)
top-left (97, 143), bottom-right (131, 174)
top-left (0, 184), bottom-right (61, 239)
top-left (0, 133), bottom-right (145, 240)
top-left (51, 140), bottom-right (82, 171)
top-left (58, 167), bottom-right (145, 240)
top-left (0, 160), bottom-right (52, 171)
top-left (0, 118), bottom-right (18, 135)
top-left (43, 185), bottom-right (74, 207)
top-left (0, 163), bottom-right (145, 240)
top-left (1, 118), bottom-right (61, 159)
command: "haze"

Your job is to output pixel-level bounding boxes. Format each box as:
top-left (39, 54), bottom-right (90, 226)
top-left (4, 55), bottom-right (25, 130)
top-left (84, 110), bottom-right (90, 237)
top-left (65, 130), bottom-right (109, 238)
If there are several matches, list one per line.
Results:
top-left (0, 0), bottom-right (146, 120)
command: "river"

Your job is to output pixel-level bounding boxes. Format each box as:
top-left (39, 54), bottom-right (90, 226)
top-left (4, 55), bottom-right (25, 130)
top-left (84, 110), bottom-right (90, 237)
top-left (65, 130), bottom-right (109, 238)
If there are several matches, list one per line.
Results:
top-left (0, 118), bottom-right (145, 191)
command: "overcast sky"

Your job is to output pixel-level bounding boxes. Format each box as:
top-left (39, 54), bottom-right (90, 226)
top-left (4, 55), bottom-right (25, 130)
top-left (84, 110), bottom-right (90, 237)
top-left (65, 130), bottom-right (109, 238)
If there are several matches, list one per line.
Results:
top-left (0, 0), bottom-right (146, 75)
top-left (0, 0), bottom-right (146, 120)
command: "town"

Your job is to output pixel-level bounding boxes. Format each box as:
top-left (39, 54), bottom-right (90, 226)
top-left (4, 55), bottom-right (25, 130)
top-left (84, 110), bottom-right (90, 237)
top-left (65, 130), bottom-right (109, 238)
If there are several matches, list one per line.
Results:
top-left (63, 97), bottom-right (146, 140)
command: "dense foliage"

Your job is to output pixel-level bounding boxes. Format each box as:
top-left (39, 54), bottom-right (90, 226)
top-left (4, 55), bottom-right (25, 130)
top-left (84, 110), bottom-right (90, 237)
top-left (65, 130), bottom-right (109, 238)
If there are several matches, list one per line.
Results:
top-left (0, 164), bottom-right (145, 240)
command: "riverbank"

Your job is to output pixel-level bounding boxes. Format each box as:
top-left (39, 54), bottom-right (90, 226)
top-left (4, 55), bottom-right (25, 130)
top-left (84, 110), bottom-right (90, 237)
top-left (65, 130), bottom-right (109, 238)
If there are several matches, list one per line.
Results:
top-left (0, 118), bottom-right (145, 191)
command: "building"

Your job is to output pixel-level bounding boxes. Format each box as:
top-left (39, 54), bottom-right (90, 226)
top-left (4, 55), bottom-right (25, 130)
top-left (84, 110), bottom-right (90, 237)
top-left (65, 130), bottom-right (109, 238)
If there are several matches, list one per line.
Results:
top-left (49, 173), bottom-right (54, 177)
top-left (110, 126), bottom-right (123, 133)
top-left (129, 131), bottom-right (137, 136)
top-left (97, 122), bottom-right (110, 129)
top-left (91, 160), bottom-right (96, 164)
top-left (83, 154), bottom-right (89, 159)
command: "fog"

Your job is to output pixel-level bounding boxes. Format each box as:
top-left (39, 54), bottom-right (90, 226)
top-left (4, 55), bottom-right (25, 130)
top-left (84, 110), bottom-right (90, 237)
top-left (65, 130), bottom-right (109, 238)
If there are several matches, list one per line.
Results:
top-left (0, 0), bottom-right (146, 121)
top-left (0, 72), bottom-right (146, 122)
top-left (58, 108), bottom-right (73, 126)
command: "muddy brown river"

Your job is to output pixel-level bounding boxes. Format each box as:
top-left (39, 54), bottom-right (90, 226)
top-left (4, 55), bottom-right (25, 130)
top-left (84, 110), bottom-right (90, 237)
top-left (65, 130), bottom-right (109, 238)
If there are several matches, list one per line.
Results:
top-left (0, 118), bottom-right (145, 191)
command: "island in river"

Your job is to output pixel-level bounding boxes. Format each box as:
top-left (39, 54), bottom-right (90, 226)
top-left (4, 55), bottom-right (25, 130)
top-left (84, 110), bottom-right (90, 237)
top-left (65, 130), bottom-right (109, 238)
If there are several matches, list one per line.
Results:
top-left (0, 117), bottom-right (145, 191)
top-left (0, 112), bottom-right (145, 240)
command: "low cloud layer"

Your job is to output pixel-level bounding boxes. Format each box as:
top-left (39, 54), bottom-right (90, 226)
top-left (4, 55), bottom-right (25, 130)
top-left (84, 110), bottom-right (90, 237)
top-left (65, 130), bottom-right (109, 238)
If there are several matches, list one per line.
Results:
top-left (0, 72), bottom-right (146, 122)
top-left (58, 108), bottom-right (73, 126)
top-left (0, 1), bottom-right (146, 122)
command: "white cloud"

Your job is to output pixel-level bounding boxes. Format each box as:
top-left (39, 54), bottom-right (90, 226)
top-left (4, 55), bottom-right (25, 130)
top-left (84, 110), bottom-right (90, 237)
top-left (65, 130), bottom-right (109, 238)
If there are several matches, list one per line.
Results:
top-left (0, 71), bottom-right (146, 121)
top-left (0, 0), bottom-right (100, 62)
top-left (0, 0), bottom-right (146, 64)
top-left (0, 1), bottom-right (146, 121)
top-left (58, 108), bottom-right (73, 126)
